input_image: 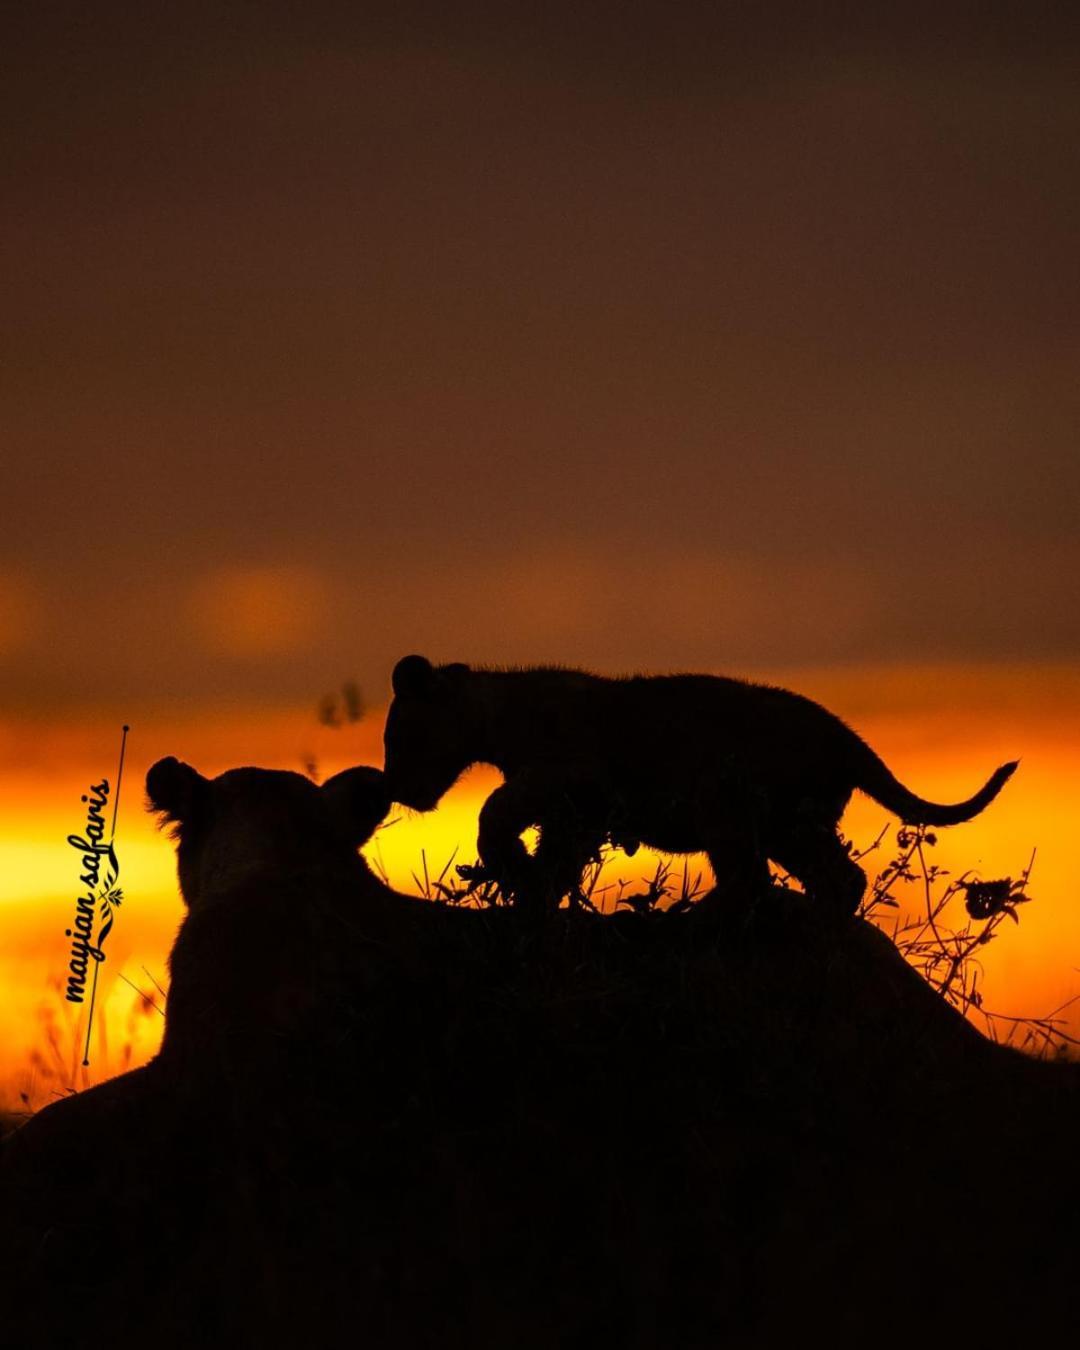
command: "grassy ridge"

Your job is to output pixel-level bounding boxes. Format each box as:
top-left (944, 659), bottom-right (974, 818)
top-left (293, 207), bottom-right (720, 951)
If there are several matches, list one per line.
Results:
top-left (1, 880), bottom-right (1078, 1349)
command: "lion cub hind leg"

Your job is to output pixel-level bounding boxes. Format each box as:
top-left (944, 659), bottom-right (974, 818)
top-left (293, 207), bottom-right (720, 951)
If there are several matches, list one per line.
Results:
top-left (692, 784), bottom-right (774, 916)
top-left (703, 837), bottom-right (773, 906)
top-left (690, 840), bottom-right (773, 941)
top-left (771, 821), bottom-right (867, 916)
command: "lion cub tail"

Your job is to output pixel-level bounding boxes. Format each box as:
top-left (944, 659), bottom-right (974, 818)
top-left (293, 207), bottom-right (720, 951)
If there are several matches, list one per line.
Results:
top-left (858, 754), bottom-right (1019, 827)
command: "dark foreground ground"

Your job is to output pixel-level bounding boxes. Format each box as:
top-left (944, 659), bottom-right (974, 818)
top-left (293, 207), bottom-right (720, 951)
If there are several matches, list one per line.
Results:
top-left (2, 890), bottom-right (1078, 1350)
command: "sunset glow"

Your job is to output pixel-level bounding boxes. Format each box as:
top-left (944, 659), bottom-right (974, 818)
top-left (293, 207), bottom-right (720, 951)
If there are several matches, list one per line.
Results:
top-left (7, 7), bottom-right (1078, 1343)
top-left (3, 661), bottom-right (1077, 1111)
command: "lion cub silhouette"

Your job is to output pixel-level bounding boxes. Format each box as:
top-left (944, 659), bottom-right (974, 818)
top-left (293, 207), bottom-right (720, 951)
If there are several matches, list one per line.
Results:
top-left (382, 655), bottom-right (1017, 914)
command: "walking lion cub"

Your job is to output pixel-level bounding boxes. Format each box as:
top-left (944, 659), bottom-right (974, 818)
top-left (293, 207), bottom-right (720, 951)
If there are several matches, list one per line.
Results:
top-left (382, 655), bottom-right (1017, 914)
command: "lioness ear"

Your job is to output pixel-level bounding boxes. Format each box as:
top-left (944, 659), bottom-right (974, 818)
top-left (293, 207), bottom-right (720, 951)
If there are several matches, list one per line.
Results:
top-left (321, 766), bottom-right (391, 846)
top-left (392, 654), bottom-right (435, 697)
top-left (146, 757), bottom-right (208, 824)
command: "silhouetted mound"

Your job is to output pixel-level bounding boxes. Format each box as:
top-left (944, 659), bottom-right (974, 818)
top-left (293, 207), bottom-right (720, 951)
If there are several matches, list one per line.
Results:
top-left (2, 893), bottom-right (1077, 1350)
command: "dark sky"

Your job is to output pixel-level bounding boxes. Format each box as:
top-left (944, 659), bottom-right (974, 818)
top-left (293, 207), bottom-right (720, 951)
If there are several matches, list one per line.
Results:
top-left (3, 4), bottom-right (1078, 711)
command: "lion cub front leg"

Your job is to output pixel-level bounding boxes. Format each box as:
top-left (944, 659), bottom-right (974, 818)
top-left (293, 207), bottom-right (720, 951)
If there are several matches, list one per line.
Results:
top-left (476, 767), bottom-right (610, 912)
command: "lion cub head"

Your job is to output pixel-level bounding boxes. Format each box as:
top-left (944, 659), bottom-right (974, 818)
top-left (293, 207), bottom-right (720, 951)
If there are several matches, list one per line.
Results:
top-left (383, 654), bottom-right (479, 811)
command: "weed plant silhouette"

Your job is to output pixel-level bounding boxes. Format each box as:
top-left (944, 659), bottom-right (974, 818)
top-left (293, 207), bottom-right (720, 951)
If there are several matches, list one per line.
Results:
top-left (8, 968), bottom-right (166, 1123)
top-left (855, 825), bottom-right (1078, 1056)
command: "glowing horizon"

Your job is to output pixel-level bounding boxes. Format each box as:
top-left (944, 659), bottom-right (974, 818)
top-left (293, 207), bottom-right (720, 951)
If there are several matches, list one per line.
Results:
top-left (2, 658), bottom-right (1078, 1112)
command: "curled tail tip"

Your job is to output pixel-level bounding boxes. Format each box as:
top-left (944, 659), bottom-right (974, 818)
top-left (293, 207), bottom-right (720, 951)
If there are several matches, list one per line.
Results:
top-left (977, 760), bottom-right (1019, 810)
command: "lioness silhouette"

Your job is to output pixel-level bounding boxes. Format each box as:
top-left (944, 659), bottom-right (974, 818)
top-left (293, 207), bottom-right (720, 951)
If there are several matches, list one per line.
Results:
top-left (382, 656), bottom-right (1018, 913)
top-left (146, 757), bottom-right (390, 1071)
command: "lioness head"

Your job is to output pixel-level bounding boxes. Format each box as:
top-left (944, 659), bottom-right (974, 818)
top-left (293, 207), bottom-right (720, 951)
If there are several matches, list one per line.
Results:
top-left (383, 654), bottom-right (477, 812)
top-left (146, 759), bottom-right (390, 911)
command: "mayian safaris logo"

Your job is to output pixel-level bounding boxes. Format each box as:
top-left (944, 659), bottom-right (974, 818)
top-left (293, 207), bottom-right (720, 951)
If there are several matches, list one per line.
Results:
top-left (63, 725), bottom-right (130, 1065)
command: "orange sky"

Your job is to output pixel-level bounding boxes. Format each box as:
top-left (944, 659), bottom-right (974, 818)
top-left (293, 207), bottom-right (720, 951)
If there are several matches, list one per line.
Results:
top-left (4, 10), bottom-right (1079, 716)
top-left (3, 661), bottom-right (1077, 1112)
top-left (4, 7), bottom-right (1078, 1112)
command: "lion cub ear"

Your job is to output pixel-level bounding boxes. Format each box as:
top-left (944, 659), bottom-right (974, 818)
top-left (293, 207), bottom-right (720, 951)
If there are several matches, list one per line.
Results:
top-left (321, 766), bottom-right (391, 847)
top-left (146, 757), bottom-right (208, 824)
top-left (392, 654), bottom-right (436, 697)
